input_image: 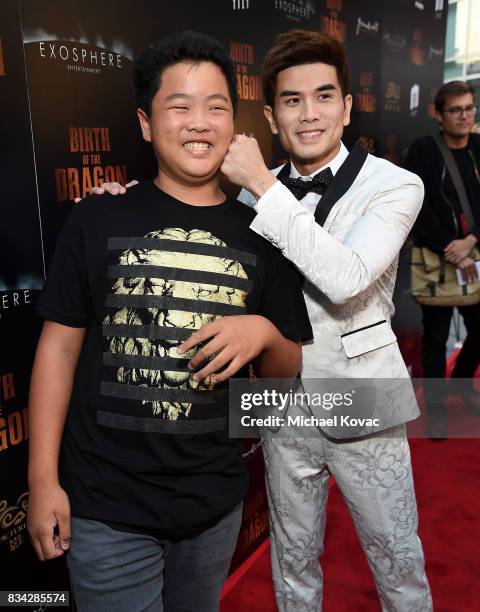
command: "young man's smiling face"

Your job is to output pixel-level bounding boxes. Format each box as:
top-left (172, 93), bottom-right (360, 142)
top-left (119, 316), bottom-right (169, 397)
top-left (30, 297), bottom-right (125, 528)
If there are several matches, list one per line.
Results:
top-left (138, 60), bottom-right (234, 188)
top-left (264, 62), bottom-right (352, 175)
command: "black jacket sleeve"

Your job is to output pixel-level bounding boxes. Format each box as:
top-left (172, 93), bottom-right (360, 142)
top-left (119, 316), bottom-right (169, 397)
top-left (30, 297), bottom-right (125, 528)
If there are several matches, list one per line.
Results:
top-left (405, 138), bottom-right (456, 254)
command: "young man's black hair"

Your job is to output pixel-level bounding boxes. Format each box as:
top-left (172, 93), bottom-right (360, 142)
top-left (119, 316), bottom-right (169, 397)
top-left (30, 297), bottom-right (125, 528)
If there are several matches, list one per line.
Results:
top-left (133, 30), bottom-right (238, 116)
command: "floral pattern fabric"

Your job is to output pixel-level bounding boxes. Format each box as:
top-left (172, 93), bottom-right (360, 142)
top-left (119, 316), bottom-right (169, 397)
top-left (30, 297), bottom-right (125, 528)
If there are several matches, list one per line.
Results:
top-left (262, 426), bottom-right (433, 612)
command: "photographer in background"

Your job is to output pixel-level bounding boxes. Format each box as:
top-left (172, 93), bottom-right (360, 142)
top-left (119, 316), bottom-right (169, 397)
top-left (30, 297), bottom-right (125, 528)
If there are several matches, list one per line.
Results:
top-left (406, 81), bottom-right (480, 438)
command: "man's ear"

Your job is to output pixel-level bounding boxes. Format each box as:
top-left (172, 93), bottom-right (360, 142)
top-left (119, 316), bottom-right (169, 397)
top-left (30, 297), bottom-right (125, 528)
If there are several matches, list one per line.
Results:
top-left (343, 94), bottom-right (353, 127)
top-left (137, 108), bottom-right (152, 142)
top-left (435, 111), bottom-right (444, 127)
top-left (264, 105), bottom-right (278, 135)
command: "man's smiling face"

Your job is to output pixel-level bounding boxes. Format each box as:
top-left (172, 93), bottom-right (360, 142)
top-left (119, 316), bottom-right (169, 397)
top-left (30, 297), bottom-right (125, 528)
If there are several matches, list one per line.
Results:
top-left (264, 62), bottom-right (352, 174)
top-left (137, 60), bottom-right (234, 187)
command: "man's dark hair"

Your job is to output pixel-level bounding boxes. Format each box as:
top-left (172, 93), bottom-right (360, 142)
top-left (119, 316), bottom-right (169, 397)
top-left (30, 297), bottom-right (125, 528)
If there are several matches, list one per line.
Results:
top-left (434, 80), bottom-right (475, 113)
top-left (263, 29), bottom-right (350, 108)
top-left (133, 30), bottom-right (238, 115)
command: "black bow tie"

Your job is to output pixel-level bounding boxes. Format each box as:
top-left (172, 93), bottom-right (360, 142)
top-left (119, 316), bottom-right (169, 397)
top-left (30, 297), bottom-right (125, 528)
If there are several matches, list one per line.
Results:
top-left (280, 167), bottom-right (333, 200)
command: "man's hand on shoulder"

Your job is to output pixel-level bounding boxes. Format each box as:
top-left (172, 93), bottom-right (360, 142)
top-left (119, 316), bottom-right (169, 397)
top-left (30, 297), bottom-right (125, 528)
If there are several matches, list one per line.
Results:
top-left (221, 134), bottom-right (277, 200)
top-left (73, 179), bottom-right (138, 203)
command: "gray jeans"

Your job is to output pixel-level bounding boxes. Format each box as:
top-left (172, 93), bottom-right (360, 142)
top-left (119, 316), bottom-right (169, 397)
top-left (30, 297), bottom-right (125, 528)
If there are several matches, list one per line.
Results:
top-left (66, 503), bottom-right (243, 612)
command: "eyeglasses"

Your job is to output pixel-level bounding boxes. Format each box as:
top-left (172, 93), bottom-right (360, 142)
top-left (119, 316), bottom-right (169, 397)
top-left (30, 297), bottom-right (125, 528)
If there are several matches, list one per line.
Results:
top-left (442, 104), bottom-right (477, 118)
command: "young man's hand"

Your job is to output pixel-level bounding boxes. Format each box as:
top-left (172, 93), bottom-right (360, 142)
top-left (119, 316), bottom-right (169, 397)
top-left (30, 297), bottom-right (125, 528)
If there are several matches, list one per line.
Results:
top-left (177, 315), bottom-right (278, 384)
top-left (27, 483), bottom-right (71, 561)
top-left (73, 180), bottom-right (138, 203)
top-left (444, 235), bottom-right (478, 264)
top-left (457, 256), bottom-right (479, 284)
top-left (221, 134), bottom-right (277, 199)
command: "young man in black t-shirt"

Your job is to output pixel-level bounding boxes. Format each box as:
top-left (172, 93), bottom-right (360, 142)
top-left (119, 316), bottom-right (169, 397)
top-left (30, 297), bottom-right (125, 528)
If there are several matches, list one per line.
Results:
top-left (27, 31), bottom-right (312, 612)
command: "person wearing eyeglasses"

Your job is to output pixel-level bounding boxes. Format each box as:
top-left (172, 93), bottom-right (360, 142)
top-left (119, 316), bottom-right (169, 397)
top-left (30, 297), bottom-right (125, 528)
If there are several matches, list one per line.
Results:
top-left (406, 80), bottom-right (480, 438)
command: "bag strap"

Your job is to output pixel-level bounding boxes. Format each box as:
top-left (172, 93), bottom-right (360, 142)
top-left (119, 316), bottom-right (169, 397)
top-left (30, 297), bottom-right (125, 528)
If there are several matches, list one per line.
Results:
top-left (432, 131), bottom-right (475, 230)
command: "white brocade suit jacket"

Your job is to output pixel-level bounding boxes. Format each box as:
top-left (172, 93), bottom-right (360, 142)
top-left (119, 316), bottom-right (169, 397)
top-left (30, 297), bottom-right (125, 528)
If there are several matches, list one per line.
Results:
top-left (238, 148), bottom-right (424, 438)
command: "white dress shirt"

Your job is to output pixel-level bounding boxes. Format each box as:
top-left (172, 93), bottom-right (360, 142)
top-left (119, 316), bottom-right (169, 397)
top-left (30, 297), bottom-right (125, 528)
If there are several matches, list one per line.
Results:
top-left (254, 141), bottom-right (349, 215)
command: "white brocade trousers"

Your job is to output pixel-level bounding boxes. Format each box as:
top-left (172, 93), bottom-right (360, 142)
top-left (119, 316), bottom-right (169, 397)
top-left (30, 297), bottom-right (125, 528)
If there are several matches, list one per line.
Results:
top-left (262, 425), bottom-right (433, 612)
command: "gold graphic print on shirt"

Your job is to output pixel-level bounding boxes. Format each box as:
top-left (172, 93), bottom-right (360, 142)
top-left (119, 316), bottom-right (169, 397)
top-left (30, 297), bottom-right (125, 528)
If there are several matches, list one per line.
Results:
top-left (102, 228), bottom-right (254, 420)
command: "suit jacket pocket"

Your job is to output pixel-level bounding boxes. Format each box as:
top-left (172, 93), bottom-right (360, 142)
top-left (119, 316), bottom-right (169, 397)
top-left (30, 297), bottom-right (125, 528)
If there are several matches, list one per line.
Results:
top-left (340, 320), bottom-right (397, 359)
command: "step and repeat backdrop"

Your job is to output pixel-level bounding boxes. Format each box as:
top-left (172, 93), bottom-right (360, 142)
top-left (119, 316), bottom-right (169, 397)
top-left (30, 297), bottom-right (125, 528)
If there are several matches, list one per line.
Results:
top-left (1, 0), bottom-right (446, 595)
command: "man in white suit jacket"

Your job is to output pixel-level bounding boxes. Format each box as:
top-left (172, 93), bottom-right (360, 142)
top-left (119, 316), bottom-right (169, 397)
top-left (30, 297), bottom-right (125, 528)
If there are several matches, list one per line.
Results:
top-left (221, 30), bottom-right (433, 612)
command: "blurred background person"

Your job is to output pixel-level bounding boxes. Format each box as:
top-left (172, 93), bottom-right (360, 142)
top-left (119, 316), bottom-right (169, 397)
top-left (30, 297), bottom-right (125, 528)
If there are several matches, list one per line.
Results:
top-left (406, 81), bottom-right (480, 438)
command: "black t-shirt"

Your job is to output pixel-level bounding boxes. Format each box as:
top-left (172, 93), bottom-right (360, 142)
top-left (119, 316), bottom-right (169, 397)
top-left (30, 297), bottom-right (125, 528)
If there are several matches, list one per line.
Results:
top-left (447, 146), bottom-right (480, 236)
top-left (36, 181), bottom-right (312, 539)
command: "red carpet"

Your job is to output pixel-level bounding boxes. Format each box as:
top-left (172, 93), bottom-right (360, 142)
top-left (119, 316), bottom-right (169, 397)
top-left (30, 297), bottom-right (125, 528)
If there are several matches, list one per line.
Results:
top-left (221, 438), bottom-right (480, 611)
top-left (221, 353), bottom-right (480, 611)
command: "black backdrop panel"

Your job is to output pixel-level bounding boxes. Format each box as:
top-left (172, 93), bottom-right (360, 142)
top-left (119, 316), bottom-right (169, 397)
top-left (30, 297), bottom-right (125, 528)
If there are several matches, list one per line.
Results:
top-left (20, 0), bottom-right (158, 267)
top-left (0, 0), bottom-right (68, 595)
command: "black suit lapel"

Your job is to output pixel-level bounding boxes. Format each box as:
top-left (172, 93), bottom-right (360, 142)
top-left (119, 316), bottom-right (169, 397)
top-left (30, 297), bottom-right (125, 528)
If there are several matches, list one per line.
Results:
top-left (275, 160), bottom-right (291, 183)
top-left (314, 144), bottom-right (368, 226)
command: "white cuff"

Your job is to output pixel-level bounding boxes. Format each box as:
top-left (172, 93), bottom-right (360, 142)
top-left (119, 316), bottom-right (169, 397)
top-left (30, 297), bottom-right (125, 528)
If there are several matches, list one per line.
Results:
top-left (253, 180), bottom-right (285, 213)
